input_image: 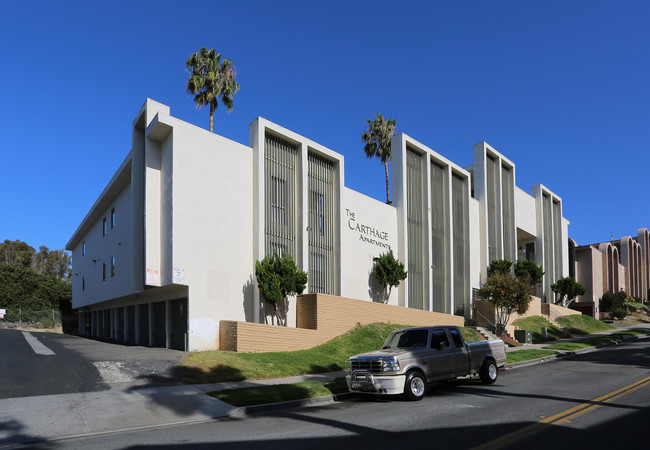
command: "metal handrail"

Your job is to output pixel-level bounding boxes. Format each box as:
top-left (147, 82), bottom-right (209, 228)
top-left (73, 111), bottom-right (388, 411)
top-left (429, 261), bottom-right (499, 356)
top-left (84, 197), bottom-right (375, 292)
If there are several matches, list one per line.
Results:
top-left (474, 309), bottom-right (497, 333)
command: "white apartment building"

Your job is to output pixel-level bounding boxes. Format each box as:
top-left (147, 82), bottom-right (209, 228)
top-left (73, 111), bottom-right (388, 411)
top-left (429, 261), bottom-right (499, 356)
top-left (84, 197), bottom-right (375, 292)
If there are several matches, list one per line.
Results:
top-left (66, 99), bottom-right (569, 351)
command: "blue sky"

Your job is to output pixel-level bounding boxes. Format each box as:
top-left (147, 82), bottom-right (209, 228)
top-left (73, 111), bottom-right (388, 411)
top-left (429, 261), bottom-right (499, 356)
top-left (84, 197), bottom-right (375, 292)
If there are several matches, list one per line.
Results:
top-left (1, 1), bottom-right (648, 252)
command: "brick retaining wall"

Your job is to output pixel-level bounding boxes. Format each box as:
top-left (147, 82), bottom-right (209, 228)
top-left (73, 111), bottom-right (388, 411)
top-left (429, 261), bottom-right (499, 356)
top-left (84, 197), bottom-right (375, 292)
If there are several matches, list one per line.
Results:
top-left (220, 293), bottom-right (464, 352)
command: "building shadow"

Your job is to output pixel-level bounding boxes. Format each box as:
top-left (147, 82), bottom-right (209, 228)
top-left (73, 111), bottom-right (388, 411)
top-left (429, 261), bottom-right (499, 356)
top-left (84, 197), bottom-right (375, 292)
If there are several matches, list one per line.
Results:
top-left (367, 270), bottom-right (384, 303)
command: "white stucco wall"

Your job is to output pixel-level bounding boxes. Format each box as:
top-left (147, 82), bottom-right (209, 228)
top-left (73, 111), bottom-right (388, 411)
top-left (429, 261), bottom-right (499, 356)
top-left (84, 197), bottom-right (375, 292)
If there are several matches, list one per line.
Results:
top-left (469, 197), bottom-right (481, 291)
top-left (146, 113), bottom-right (255, 351)
top-left (341, 188), bottom-right (398, 303)
top-left (514, 186), bottom-right (536, 236)
top-left (69, 160), bottom-right (136, 308)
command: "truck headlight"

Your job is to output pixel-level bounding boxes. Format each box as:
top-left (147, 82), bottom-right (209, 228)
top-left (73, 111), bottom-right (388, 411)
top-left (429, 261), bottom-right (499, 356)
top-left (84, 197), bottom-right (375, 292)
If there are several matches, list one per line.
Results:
top-left (382, 358), bottom-right (400, 372)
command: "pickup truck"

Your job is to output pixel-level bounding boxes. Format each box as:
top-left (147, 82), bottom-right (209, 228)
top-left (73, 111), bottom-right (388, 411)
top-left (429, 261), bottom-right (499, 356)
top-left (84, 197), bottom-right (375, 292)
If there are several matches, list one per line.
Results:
top-left (346, 325), bottom-right (506, 400)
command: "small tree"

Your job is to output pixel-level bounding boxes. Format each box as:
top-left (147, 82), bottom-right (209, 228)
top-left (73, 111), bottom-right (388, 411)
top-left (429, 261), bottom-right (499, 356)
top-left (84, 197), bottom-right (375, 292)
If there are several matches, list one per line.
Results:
top-left (514, 259), bottom-right (544, 287)
top-left (372, 250), bottom-right (407, 304)
top-left (551, 277), bottom-right (586, 308)
top-left (487, 259), bottom-right (513, 277)
top-left (478, 271), bottom-right (532, 337)
top-left (255, 253), bottom-right (308, 326)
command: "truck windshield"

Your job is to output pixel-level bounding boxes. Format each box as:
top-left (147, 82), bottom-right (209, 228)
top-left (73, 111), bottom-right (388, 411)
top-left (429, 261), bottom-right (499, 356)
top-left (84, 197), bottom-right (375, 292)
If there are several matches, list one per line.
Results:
top-left (383, 329), bottom-right (429, 349)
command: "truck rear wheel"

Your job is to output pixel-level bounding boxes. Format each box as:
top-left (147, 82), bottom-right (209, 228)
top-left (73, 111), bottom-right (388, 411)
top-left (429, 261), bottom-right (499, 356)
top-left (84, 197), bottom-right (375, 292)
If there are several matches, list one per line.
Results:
top-left (404, 371), bottom-right (427, 401)
top-left (480, 360), bottom-right (498, 384)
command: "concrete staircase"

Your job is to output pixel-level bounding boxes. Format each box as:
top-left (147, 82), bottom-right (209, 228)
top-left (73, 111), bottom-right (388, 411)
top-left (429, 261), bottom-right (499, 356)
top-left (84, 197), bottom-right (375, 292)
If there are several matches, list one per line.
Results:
top-left (475, 326), bottom-right (499, 341)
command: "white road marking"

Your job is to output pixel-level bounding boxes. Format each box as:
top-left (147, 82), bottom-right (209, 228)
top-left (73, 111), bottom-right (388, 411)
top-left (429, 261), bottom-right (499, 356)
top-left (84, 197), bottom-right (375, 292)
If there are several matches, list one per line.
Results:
top-left (22, 331), bottom-right (56, 355)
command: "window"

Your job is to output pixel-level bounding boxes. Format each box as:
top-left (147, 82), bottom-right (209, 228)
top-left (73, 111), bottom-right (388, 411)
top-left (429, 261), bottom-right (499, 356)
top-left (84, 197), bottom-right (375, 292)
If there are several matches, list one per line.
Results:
top-left (102, 217), bottom-right (107, 236)
top-left (111, 208), bottom-right (116, 229)
top-left (82, 276), bottom-right (85, 291)
top-left (82, 241), bottom-right (86, 256)
top-left (102, 262), bottom-right (106, 281)
top-left (448, 328), bottom-right (464, 348)
top-left (430, 329), bottom-right (449, 350)
top-left (270, 176), bottom-right (286, 225)
top-left (111, 256), bottom-right (116, 277)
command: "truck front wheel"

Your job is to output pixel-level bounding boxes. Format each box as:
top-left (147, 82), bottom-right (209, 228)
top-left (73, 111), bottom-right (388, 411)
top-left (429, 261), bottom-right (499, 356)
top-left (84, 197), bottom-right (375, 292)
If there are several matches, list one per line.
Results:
top-left (404, 371), bottom-right (427, 401)
top-left (480, 360), bottom-right (498, 384)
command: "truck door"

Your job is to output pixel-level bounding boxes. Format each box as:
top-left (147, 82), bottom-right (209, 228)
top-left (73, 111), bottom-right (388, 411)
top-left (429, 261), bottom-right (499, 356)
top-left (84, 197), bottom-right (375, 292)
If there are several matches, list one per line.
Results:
top-left (427, 328), bottom-right (454, 381)
top-left (447, 327), bottom-right (470, 377)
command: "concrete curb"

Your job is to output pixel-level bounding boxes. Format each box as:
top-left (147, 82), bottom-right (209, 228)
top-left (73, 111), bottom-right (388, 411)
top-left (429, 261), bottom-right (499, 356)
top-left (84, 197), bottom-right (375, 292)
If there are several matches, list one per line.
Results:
top-left (504, 332), bottom-right (650, 370)
top-left (235, 392), bottom-right (357, 416)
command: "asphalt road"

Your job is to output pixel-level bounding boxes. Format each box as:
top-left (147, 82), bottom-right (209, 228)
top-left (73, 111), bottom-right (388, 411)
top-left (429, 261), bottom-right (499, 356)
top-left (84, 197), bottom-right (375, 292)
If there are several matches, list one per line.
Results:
top-left (52, 335), bottom-right (650, 449)
top-left (0, 329), bottom-right (185, 399)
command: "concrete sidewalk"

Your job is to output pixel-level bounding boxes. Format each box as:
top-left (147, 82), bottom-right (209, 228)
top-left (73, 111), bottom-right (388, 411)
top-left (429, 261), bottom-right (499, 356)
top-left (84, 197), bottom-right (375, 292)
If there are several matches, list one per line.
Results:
top-left (0, 371), bottom-right (348, 447)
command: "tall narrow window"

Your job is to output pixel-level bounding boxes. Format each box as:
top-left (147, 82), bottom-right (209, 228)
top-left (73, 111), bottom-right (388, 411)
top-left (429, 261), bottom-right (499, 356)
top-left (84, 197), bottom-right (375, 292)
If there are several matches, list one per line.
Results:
top-left (486, 155), bottom-right (500, 261)
top-left (406, 147), bottom-right (424, 310)
top-left (111, 256), bottom-right (116, 277)
top-left (308, 152), bottom-right (335, 294)
top-left (111, 208), bottom-right (116, 229)
top-left (82, 241), bottom-right (86, 256)
top-left (264, 133), bottom-right (298, 259)
top-left (501, 164), bottom-right (515, 260)
top-left (430, 161), bottom-right (447, 313)
top-left (452, 172), bottom-right (468, 314)
top-left (543, 194), bottom-right (553, 300)
top-left (102, 262), bottom-right (107, 281)
top-left (102, 218), bottom-right (107, 236)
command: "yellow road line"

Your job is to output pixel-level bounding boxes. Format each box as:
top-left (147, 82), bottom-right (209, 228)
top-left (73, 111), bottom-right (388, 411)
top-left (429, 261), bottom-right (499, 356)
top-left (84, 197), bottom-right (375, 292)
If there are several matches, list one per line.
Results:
top-left (473, 375), bottom-right (650, 450)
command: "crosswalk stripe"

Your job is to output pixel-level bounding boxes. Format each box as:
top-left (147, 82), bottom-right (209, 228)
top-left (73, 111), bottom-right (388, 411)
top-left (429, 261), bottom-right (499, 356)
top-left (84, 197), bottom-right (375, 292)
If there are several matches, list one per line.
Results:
top-left (22, 331), bottom-right (55, 355)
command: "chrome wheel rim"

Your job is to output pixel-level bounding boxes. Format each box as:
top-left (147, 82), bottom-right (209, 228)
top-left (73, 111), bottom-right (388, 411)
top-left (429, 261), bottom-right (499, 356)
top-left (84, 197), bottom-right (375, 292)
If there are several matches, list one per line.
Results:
top-left (488, 364), bottom-right (497, 380)
top-left (410, 377), bottom-right (425, 396)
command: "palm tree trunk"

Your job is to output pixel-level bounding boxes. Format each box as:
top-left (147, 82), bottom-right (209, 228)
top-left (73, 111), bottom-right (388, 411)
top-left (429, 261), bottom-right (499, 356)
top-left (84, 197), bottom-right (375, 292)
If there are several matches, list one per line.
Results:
top-left (209, 102), bottom-right (215, 132)
top-left (384, 160), bottom-right (391, 204)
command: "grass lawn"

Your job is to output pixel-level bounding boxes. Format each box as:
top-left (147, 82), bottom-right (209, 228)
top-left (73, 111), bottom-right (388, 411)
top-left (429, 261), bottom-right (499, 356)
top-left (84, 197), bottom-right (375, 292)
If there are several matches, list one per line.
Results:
top-left (543, 330), bottom-right (646, 350)
top-left (512, 314), bottom-right (617, 344)
top-left (209, 377), bottom-right (349, 407)
top-left (183, 323), bottom-right (483, 384)
top-left (555, 315), bottom-right (615, 334)
top-left (506, 349), bottom-right (558, 364)
top-left (511, 316), bottom-right (564, 343)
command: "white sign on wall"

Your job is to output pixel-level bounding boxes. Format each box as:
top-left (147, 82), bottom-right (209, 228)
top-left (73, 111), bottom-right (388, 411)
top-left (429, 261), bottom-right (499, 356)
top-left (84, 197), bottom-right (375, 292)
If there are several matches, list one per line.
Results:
top-left (146, 268), bottom-right (160, 286)
top-left (173, 267), bottom-right (185, 285)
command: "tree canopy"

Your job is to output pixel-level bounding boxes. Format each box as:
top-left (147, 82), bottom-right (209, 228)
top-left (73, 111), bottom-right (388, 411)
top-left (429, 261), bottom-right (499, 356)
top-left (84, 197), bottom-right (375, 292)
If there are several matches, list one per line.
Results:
top-left (186, 47), bottom-right (240, 132)
top-left (372, 250), bottom-right (407, 303)
top-left (255, 253), bottom-right (308, 326)
top-left (478, 271), bottom-right (532, 337)
top-left (361, 114), bottom-right (396, 203)
top-left (0, 264), bottom-right (71, 311)
top-left (0, 239), bottom-right (71, 281)
top-left (487, 259), bottom-right (513, 277)
top-left (514, 259), bottom-right (545, 287)
top-left (551, 276), bottom-right (586, 308)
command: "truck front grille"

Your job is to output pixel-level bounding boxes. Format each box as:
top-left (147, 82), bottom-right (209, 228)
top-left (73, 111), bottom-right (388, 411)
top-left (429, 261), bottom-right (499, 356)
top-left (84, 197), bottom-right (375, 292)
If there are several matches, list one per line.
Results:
top-left (350, 359), bottom-right (383, 374)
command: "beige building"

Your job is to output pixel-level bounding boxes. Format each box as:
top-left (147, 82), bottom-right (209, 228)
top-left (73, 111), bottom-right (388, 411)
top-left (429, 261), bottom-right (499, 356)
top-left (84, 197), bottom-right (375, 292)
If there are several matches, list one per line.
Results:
top-left (572, 228), bottom-right (650, 316)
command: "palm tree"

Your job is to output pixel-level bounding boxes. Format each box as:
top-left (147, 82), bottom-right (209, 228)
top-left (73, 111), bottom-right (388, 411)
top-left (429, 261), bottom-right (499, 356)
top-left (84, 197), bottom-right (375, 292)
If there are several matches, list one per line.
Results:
top-left (361, 114), bottom-right (397, 203)
top-left (186, 48), bottom-right (240, 132)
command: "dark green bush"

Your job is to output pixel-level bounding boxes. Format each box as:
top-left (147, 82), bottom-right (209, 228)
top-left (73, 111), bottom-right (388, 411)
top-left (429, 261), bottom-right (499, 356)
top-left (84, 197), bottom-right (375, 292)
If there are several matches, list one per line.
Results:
top-left (613, 307), bottom-right (628, 319)
top-left (600, 291), bottom-right (627, 313)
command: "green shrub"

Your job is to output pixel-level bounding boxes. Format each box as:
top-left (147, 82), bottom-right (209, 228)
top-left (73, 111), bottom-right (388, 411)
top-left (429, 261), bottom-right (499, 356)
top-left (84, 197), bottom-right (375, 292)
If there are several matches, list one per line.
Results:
top-left (600, 291), bottom-right (627, 313)
top-left (613, 307), bottom-right (627, 319)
